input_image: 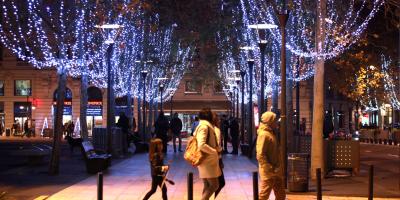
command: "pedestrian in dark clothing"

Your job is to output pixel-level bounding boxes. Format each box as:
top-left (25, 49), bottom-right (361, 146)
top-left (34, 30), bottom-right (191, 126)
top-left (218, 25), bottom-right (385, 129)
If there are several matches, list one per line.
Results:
top-left (221, 115), bottom-right (230, 153)
top-left (23, 119), bottom-right (29, 137)
top-left (170, 113), bottom-right (183, 152)
top-left (143, 138), bottom-right (168, 200)
top-left (117, 112), bottom-right (130, 153)
top-left (230, 117), bottom-right (239, 155)
top-left (323, 112), bottom-right (334, 139)
top-left (67, 121), bottom-right (74, 137)
top-left (154, 112), bottom-right (169, 153)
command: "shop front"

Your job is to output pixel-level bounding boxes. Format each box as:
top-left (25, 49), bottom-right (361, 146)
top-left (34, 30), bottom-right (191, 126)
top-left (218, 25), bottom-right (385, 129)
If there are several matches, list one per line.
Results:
top-left (13, 102), bottom-right (32, 135)
top-left (87, 86), bottom-right (103, 137)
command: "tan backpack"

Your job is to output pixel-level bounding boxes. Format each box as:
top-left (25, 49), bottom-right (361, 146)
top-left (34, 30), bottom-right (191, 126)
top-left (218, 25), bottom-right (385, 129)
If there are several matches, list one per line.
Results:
top-left (184, 126), bottom-right (209, 166)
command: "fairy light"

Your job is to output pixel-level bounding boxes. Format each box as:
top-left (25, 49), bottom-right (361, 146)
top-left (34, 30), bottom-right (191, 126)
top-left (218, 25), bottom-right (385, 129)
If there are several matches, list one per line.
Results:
top-left (246, 0), bottom-right (384, 59)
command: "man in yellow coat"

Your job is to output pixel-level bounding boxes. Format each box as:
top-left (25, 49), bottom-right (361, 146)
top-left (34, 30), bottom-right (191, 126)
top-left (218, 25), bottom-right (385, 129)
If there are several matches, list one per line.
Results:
top-left (256, 111), bottom-right (286, 200)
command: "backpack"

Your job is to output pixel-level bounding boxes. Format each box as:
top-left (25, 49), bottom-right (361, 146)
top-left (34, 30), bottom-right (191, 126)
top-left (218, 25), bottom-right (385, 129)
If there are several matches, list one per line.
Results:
top-left (184, 126), bottom-right (209, 166)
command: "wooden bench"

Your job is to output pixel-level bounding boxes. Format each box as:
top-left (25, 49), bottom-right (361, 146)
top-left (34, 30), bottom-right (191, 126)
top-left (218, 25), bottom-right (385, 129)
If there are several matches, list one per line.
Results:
top-left (81, 141), bottom-right (111, 174)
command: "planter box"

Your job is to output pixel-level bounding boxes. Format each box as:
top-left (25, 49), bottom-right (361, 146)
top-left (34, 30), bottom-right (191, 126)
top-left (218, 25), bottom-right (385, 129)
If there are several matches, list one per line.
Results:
top-left (325, 140), bottom-right (360, 175)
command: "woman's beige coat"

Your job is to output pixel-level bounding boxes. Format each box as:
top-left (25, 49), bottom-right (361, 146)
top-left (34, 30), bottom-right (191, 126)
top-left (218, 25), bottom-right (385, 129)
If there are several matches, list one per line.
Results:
top-left (195, 120), bottom-right (221, 179)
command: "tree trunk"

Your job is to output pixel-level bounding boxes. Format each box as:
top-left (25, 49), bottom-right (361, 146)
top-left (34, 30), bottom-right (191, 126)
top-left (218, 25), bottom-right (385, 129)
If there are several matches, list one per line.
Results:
top-left (106, 44), bottom-right (115, 154)
top-left (311, 0), bottom-right (326, 180)
top-left (49, 68), bottom-right (67, 175)
top-left (80, 72), bottom-right (88, 140)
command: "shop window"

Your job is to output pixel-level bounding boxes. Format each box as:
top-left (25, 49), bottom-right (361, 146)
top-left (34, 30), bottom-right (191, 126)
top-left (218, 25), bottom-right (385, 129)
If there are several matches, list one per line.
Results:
top-left (14, 80), bottom-right (31, 96)
top-left (185, 80), bottom-right (202, 94)
top-left (0, 80), bottom-right (4, 96)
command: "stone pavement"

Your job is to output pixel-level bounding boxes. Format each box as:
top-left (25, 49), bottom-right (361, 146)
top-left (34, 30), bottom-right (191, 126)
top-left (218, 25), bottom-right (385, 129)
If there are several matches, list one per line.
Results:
top-left (47, 145), bottom-right (399, 200)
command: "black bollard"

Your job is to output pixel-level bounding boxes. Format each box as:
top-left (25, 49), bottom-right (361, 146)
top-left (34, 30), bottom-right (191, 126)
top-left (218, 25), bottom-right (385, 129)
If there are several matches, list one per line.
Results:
top-left (187, 172), bottom-right (193, 200)
top-left (97, 172), bottom-right (103, 200)
top-left (369, 165), bottom-right (374, 200)
top-left (253, 171), bottom-right (259, 200)
top-left (316, 168), bottom-right (322, 200)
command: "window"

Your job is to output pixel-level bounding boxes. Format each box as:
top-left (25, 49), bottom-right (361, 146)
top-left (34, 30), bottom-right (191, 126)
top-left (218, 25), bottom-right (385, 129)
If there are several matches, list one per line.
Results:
top-left (14, 80), bottom-right (31, 96)
top-left (213, 81), bottom-right (224, 94)
top-left (185, 80), bottom-right (202, 94)
top-left (0, 80), bottom-right (4, 96)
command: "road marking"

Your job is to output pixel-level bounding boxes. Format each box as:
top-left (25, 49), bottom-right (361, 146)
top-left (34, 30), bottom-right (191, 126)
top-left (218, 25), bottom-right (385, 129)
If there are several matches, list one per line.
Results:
top-left (387, 154), bottom-right (399, 158)
top-left (33, 195), bottom-right (49, 200)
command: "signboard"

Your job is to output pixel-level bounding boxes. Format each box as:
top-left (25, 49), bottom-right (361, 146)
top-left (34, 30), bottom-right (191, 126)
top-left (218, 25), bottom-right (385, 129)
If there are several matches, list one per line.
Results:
top-left (87, 101), bottom-right (102, 116)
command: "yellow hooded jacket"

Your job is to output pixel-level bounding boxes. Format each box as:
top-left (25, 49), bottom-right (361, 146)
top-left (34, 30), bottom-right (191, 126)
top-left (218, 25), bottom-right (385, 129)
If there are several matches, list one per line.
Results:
top-left (256, 112), bottom-right (282, 180)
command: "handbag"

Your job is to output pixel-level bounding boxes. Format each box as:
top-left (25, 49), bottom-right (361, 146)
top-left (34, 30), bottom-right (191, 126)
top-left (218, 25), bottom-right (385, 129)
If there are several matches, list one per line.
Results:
top-left (184, 127), bottom-right (209, 166)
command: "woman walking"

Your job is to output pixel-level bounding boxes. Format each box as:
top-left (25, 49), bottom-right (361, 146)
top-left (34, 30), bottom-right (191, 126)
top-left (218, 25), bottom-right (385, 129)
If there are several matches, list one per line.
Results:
top-left (143, 138), bottom-right (169, 200)
top-left (194, 108), bottom-right (221, 200)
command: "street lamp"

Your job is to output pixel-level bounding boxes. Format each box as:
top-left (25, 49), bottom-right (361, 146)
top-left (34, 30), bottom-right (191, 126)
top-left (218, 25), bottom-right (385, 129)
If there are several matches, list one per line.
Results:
top-left (167, 89), bottom-right (174, 118)
top-left (277, 10), bottom-right (289, 187)
top-left (249, 23), bottom-right (278, 115)
top-left (141, 70), bottom-right (148, 141)
top-left (229, 91), bottom-right (233, 118)
top-left (95, 23), bottom-right (123, 154)
top-left (240, 70), bottom-right (246, 144)
top-left (235, 80), bottom-right (240, 119)
top-left (159, 84), bottom-right (165, 112)
top-left (239, 46), bottom-right (254, 156)
top-left (247, 58), bottom-right (255, 157)
top-left (155, 77), bottom-right (168, 112)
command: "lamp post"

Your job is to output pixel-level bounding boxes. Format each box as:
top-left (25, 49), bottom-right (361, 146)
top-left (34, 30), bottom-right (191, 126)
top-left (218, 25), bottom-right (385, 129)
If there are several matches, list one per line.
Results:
top-left (95, 23), bottom-right (123, 154)
top-left (249, 24), bottom-right (278, 114)
top-left (247, 59), bottom-right (254, 157)
top-left (159, 84), bottom-right (164, 112)
top-left (106, 43), bottom-right (115, 154)
top-left (277, 10), bottom-right (289, 187)
top-left (168, 90), bottom-right (174, 118)
top-left (141, 70), bottom-right (148, 141)
top-left (240, 70), bottom-right (246, 144)
top-left (259, 41), bottom-right (267, 114)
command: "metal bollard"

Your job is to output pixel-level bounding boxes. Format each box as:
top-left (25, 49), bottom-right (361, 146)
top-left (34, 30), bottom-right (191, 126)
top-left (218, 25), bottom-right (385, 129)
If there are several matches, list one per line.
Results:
top-left (187, 172), bottom-right (193, 200)
top-left (97, 172), bottom-right (103, 200)
top-left (252, 171), bottom-right (259, 200)
top-left (369, 165), bottom-right (374, 200)
top-left (316, 168), bottom-right (322, 200)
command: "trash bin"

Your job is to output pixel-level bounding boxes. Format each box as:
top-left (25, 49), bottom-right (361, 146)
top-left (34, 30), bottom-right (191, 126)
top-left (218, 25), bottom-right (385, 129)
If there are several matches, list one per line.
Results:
top-left (288, 153), bottom-right (310, 192)
top-left (6, 128), bottom-right (11, 136)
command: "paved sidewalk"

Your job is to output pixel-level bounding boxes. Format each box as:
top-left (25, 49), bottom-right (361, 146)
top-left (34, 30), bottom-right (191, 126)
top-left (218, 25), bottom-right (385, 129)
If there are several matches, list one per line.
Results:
top-left (47, 147), bottom-right (399, 200)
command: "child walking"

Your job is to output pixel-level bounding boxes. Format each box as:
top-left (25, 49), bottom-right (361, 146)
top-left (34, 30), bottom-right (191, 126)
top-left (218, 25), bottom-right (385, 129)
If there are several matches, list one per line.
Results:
top-left (143, 138), bottom-right (169, 200)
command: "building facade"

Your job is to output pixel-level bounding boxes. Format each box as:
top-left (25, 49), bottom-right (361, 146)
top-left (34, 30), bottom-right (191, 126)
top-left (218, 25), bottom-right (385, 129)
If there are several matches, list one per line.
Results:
top-left (3, 45), bottom-right (391, 138)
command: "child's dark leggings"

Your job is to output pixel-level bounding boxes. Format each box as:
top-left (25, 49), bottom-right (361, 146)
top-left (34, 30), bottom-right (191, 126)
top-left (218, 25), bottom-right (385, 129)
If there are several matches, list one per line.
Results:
top-left (143, 176), bottom-right (168, 200)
